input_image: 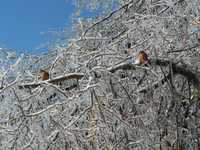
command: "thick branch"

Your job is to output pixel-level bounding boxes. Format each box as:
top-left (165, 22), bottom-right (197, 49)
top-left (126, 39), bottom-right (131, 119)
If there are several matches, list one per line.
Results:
top-left (138, 73), bottom-right (170, 93)
top-left (108, 59), bottom-right (200, 91)
top-left (19, 73), bottom-right (84, 89)
top-left (150, 59), bottom-right (200, 89)
top-left (108, 62), bottom-right (136, 73)
top-left (49, 73), bottom-right (84, 84)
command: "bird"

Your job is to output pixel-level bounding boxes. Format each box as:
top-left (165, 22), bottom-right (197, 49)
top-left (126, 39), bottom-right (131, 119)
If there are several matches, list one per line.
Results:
top-left (125, 42), bottom-right (132, 54)
top-left (133, 50), bottom-right (149, 65)
top-left (127, 42), bottom-right (131, 49)
top-left (38, 69), bottom-right (49, 81)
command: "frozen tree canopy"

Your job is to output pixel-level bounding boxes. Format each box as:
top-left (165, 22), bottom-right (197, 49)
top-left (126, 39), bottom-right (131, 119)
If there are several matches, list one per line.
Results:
top-left (0, 0), bottom-right (200, 149)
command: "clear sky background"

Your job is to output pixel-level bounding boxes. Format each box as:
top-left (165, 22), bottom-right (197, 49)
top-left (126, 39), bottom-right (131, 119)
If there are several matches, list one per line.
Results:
top-left (0, 0), bottom-right (75, 54)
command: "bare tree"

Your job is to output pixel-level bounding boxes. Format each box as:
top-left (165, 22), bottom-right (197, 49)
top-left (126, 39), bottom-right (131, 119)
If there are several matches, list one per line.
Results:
top-left (0, 0), bottom-right (200, 149)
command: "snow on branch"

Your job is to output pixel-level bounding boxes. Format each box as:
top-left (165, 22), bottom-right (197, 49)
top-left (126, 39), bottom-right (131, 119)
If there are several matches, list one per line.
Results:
top-left (108, 58), bottom-right (200, 91)
top-left (18, 73), bottom-right (84, 89)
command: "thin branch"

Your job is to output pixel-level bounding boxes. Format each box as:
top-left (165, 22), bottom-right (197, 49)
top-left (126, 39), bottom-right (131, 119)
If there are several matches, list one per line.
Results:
top-left (167, 43), bottom-right (200, 53)
top-left (26, 96), bottom-right (75, 117)
top-left (83, 1), bottom-right (134, 36)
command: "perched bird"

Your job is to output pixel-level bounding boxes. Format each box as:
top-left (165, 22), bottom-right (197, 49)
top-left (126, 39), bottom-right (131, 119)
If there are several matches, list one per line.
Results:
top-left (127, 42), bottom-right (131, 49)
top-left (133, 50), bottom-right (149, 65)
top-left (125, 42), bottom-right (132, 54)
top-left (38, 69), bottom-right (49, 81)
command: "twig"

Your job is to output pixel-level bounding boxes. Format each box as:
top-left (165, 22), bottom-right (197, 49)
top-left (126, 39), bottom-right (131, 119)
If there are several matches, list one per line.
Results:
top-left (167, 43), bottom-right (200, 53)
top-left (83, 1), bottom-right (134, 36)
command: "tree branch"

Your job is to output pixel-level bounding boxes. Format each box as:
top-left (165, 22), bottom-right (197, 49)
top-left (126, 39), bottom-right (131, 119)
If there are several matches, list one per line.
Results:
top-left (108, 59), bottom-right (200, 91)
top-left (19, 73), bottom-right (84, 89)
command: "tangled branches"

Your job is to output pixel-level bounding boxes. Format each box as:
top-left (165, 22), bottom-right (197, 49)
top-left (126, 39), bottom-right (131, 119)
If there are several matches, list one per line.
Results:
top-left (1, 0), bottom-right (200, 150)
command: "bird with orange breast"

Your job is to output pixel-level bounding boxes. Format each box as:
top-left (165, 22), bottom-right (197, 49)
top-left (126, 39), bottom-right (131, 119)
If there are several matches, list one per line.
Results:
top-left (38, 69), bottom-right (49, 81)
top-left (133, 50), bottom-right (149, 65)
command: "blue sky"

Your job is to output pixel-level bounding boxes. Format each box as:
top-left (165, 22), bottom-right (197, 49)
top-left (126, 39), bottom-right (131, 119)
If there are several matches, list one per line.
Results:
top-left (0, 0), bottom-right (75, 54)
